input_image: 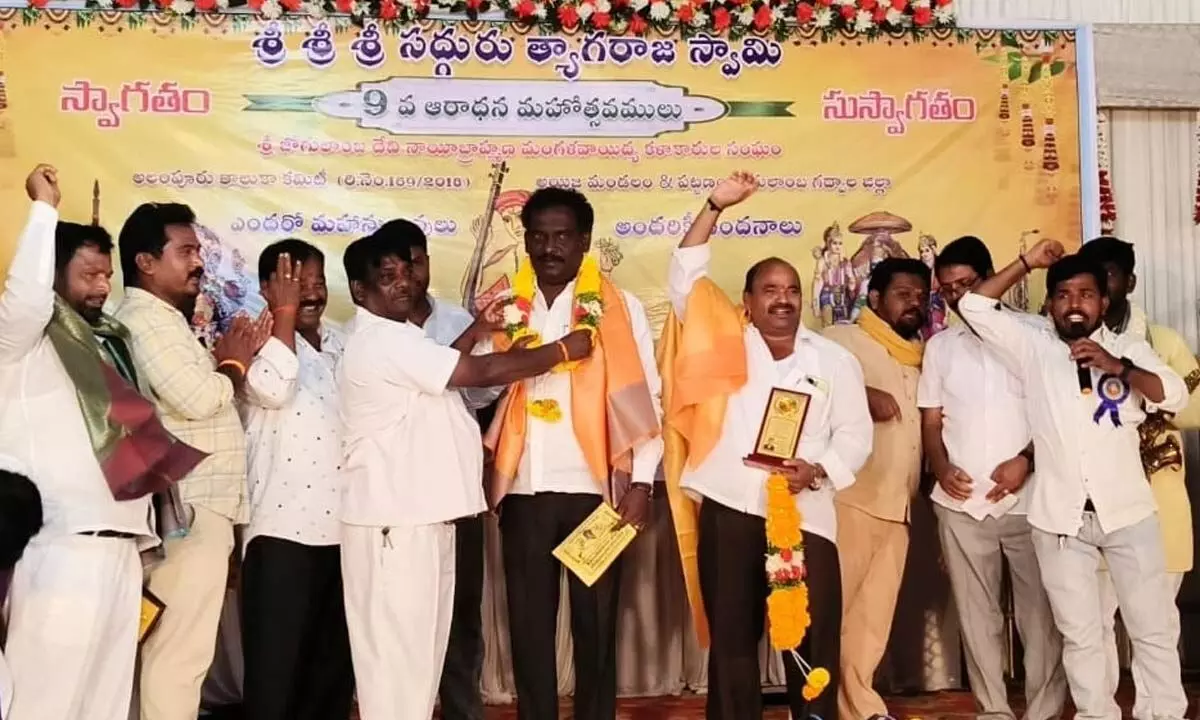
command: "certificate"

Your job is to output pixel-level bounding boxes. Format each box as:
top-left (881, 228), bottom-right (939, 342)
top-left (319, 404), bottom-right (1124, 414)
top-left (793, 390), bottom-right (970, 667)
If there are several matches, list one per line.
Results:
top-left (744, 387), bottom-right (812, 471)
top-left (552, 502), bottom-right (638, 587)
top-left (139, 588), bottom-right (165, 645)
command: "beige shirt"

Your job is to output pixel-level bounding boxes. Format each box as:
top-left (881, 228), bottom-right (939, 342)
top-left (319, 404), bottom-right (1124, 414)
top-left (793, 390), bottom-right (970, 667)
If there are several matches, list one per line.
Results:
top-left (823, 324), bottom-right (922, 524)
top-left (116, 287), bottom-right (247, 523)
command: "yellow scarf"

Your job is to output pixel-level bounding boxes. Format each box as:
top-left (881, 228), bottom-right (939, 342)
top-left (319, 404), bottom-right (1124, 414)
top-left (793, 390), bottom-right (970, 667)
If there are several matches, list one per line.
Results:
top-left (857, 307), bottom-right (923, 368)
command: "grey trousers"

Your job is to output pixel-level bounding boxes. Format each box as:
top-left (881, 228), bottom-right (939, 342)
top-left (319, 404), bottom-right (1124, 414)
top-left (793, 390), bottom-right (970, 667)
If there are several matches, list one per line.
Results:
top-left (1032, 513), bottom-right (1186, 720)
top-left (935, 506), bottom-right (1066, 720)
top-left (1099, 569), bottom-right (1185, 720)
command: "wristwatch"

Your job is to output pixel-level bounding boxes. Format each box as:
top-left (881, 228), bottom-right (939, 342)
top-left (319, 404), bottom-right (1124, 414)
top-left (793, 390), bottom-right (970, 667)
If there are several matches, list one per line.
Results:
top-left (1018, 446), bottom-right (1035, 473)
top-left (632, 482), bottom-right (654, 498)
top-left (1120, 356), bottom-right (1135, 382)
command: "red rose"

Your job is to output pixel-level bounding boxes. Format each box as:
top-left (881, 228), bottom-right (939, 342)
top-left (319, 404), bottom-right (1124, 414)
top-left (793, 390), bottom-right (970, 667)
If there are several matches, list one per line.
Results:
top-left (193, 0), bottom-right (216, 9)
top-left (154, 0), bottom-right (171, 9)
top-left (115, 0), bottom-right (140, 8)
top-left (814, 0), bottom-right (832, 6)
top-left (515, 0), bottom-right (535, 16)
top-left (676, 2), bottom-right (694, 21)
top-left (280, 0), bottom-right (302, 11)
top-left (935, 0), bottom-right (951, 5)
top-left (629, 12), bottom-right (648, 33)
top-left (794, 1), bottom-right (812, 21)
top-left (379, 0), bottom-right (398, 18)
top-left (872, 5), bottom-right (885, 21)
top-left (780, 548), bottom-right (793, 562)
top-left (28, 0), bottom-right (49, 8)
top-left (858, 0), bottom-right (875, 9)
top-left (591, 10), bottom-right (611, 26)
top-left (912, 5), bottom-right (931, 24)
top-left (557, 3), bottom-right (579, 26)
top-left (752, 3), bottom-right (772, 29)
top-left (712, 6), bottom-right (730, 30)
top-left (839, 4), bottom-right (855, 19)
top-left (890, 0), bottom-right (905, 9)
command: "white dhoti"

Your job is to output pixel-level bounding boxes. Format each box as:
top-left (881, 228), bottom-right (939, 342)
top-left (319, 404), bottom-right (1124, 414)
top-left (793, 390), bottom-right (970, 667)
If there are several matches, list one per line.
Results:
top-left (342, 522), bottom-right (456, 720)
top-left (4, 533), bottom-right (141, 720)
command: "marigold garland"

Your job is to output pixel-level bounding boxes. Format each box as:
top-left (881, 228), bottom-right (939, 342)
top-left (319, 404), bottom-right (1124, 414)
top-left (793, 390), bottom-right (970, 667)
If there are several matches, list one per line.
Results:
top-left (528, 398), bottom-right (564, 422)
top-left (59, 0), bottom-right (957, 41)
top-left (765, 472), bottom-right (829, 700)
top-left (502, 254), bottom-right (603, 374)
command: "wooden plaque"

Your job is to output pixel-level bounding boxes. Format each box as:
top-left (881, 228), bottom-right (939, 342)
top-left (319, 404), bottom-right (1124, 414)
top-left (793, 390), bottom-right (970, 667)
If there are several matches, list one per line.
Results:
top-left (139, 587), bottom-right (166, 646)
top-left (744, 387), bottom-right (811, 471)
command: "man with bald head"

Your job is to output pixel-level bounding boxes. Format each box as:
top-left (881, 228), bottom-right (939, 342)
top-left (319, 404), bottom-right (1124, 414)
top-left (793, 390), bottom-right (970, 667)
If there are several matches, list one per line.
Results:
top-left (664, 172), bottom-right (873, 720)
top-left (824, 256), bottom-right (930, 720)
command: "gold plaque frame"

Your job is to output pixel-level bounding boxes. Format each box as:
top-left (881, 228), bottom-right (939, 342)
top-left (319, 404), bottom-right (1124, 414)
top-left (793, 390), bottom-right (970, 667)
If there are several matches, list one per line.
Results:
top-left (744, 387), bottom-right (811, 471)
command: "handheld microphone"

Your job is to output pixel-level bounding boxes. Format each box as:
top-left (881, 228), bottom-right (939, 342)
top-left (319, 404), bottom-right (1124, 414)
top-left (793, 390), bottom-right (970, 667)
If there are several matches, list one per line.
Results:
top-left (1077, 361), bottom-right (1092, 395)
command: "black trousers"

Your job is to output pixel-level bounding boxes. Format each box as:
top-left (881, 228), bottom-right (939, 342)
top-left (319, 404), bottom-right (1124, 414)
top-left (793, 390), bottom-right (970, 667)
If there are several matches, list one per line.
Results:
top-left (438, 514), bottom-right (487, 720)
top-left (698, 499), bottom-right (842, 720)
top-left (501, 492), bottom-right (622, 720)
top-left (240, 536), bottom-right (355, 720)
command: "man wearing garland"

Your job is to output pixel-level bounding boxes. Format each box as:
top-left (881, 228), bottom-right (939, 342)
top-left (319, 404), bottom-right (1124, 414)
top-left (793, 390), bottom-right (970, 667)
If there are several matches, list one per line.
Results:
top-left (823, 256), bottom-right (930, 720)
top-left (661, 172), bottom-right (873, 719)
top-left (1077, 237), bottom-right (1200, 718)
top-left (484, 187), bottom-right (663, 720)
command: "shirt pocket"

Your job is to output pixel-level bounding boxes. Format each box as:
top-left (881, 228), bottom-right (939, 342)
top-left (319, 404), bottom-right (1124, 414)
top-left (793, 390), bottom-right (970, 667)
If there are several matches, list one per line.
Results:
top-left (793, 376), bottom-right (831, 439)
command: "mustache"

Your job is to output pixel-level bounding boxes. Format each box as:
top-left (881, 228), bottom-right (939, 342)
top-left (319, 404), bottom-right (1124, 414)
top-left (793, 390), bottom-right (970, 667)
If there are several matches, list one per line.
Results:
top-left (188, 268), bottom-right (204, 280)
top-left (768, 304), bottom-right (796, 314)
top-left (299, 300), bottom-right (323, 309)
top-left (535, 253), bottom-right (565, 263)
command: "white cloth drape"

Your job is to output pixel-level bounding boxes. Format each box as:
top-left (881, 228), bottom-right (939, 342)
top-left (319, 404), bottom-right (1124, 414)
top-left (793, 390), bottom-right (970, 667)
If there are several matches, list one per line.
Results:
top-left (958, 0), bottom-right (1200, 24)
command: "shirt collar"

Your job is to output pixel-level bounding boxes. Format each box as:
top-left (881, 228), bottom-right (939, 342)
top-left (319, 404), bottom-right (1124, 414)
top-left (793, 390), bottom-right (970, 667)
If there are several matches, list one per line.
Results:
top-left (351, 305), bottom-right (419, 335)
top-left (123, 287), bottom-right (188, 318)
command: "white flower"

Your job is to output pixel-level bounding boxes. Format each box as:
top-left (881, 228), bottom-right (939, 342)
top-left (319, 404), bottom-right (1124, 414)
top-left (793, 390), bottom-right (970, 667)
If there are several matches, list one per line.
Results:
top-left (260, 0), bottom-right (282, 17)
top-left (853, 8), bottom-right (872, 31)
top-left (594, 0), bottom-right (611, 12)
top-left (934, 5), bottom-right (953, 22)
top-left (93, 0), bottom-right (114, 8)
top-left (303, 0), bottom-right (325, 14)
top-left (813, 6), bottom-right (832, 27)
top-left (690, 9), bottom-right (707, 25)
top-left (630, 0), bottom-right (648, 10)
top-left (765, 554), bottom-right (787, 574)
top-left (170, 0), bottom-right (193, 12)
top-left (834, 0), bottom-right (854, 5)
top-left (736, 6), bottom-right (752, 24)
top-left (648, 0), bottom-right (669, 19)
top-left (884, 7), bottom-right (903, 24)
top-left (669, 0), bottom-right (687, 9)
top-left (216, 0), bottom-right (230, 8)
top-left (502, 304), bottom-right (524, 326)
top-left (770, 6), bottom-right (784, 21)
top-left (577, 1), bottom-right (594, 18)
top-left (912, 0), bottom-right (930, 7)
top-left (533, 1), bottom-right (548, 17)
top-left (582, 299), bottom-right (603, 316)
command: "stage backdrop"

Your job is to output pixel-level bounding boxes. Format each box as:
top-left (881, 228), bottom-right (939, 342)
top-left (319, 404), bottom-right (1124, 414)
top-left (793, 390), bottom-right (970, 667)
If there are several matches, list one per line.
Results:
top-left (0, 12), bottom-right (1092, 701)
top-left (0, 14), bottom-right (1086, 338)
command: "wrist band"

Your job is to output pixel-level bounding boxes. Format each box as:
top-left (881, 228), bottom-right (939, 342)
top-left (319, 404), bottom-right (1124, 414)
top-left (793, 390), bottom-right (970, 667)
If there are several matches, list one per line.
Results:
top-left (1019, 254), bottom-right (1031, 272)
top-left (706, 197), bottom-right (722, 213)
top-left (555, 340), bottom-right (570, 364)
top-left (217, 359), bottom-right (247, 377)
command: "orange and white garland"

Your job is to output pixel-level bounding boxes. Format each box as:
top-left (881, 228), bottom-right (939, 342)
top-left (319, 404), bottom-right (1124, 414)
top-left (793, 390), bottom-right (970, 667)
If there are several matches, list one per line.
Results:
top-left (1097, 109), bottom-right (1117, 234)
top-left (765, 473), bottom-right (830, 700)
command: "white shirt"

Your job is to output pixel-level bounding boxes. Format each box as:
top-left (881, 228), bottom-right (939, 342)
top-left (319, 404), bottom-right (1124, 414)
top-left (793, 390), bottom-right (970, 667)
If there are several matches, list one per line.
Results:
top-left (338, 307), bottom-right (486, 526)
top-left (0, 202), bottom-right (152, 542)
top-left (667, 245), bottom-right (873, 543)
top-left (917, 322), bottom-right (1031, 519)
top-left (958, 292), bottom-right (1188, 536)
top-left (420, 297), bottom-right (503, 411)
top-left (242, 326), bottom-right (345, 547)
top-left (484, 281), bottom-right (664, 496)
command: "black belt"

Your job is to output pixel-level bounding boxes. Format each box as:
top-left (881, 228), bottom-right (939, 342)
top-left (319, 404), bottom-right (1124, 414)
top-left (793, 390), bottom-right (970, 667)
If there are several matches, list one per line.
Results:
top-left (1084, 499), bottom-right (1096, 512)
top-left (77, 530), bottom-right (138, 539)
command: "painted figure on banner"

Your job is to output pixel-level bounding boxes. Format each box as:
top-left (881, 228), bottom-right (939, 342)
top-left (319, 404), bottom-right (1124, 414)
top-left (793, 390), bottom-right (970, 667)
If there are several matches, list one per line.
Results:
top-left (847, 211), bottom-right (912, 321)
top-left (811, 221), bottom-right (856, 326)
top-left (461, 187), bottom-right (530, 310)
top-left (918, 233), bottom-right (947, 338)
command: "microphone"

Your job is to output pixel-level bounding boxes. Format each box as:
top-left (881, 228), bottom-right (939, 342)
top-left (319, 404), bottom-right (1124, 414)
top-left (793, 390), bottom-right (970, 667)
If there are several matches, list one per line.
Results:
top-left (1077, 361), bottom-right (1092, 395)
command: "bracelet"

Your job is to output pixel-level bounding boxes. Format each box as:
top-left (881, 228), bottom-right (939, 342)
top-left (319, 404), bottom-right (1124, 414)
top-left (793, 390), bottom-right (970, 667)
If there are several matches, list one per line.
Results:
top-left (555, 340), bottom-right (570, 364)
top-left (217, 359), bottom-right (247, 377)
top-left (706, 197), bottom-right (722, 213)
top-left (1019, 254), bottom-right (1031, 272)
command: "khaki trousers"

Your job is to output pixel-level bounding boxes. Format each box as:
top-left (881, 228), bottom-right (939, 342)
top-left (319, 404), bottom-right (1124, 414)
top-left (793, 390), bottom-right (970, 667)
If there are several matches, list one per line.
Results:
top-left (836, 504), bottom-right (908, 720)
top-left (139, 506), bottom-right (235, 720)
top-left (935, 506), bottom-right (1066, 720)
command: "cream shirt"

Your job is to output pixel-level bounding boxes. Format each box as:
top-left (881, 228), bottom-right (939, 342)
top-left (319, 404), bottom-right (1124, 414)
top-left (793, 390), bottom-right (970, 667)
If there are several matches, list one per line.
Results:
top-left (338, 307), bottom-right (486, 527)
top-left (242, 326), bottom-right (345, 547)
top-left (667, 244), bottom-right (873, 543)
top-left (917, 322), bottom-right (1031, 519)
top-left (958, 292), bottom-right (1187, 536)
top-left (481, 279), bottom-right (663, 496)
top-left (0, 202), bottom-right (152, 541)
top-left (823, 324), bottom-right (923, 524)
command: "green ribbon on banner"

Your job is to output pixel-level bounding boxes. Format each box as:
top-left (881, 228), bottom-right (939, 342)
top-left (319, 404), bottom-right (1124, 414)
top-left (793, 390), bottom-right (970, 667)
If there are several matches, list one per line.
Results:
top-left (722, 101), bottom-right (794, 117)
top-left (243, 95), bottom-right (319, 112)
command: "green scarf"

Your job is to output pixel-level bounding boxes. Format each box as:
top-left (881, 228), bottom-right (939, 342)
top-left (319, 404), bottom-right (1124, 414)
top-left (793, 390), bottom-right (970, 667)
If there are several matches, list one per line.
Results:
top-left (44, 295), bottom-right (207, 501)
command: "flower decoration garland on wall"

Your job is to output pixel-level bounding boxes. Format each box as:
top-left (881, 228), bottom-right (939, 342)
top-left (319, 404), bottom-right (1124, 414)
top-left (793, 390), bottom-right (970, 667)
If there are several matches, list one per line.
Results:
top-left (47, 0), bottom-right (956, 38)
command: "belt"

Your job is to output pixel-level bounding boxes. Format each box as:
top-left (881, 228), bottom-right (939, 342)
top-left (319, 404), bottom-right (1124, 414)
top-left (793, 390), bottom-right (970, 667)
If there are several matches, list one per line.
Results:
top-left (77, 530), bottom-right (138, 540)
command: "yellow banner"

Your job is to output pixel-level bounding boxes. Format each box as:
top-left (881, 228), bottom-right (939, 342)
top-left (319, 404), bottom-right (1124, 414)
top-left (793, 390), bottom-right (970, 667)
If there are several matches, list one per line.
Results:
top-left (0, 14), bottom-right (1083, 335)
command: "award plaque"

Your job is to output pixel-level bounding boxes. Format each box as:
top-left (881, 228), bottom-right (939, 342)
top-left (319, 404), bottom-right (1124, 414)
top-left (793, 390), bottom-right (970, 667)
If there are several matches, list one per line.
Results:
top-left (744, 387), bottom-right (812, 471)
top-left (139, 587), bottom-right (166, 645)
